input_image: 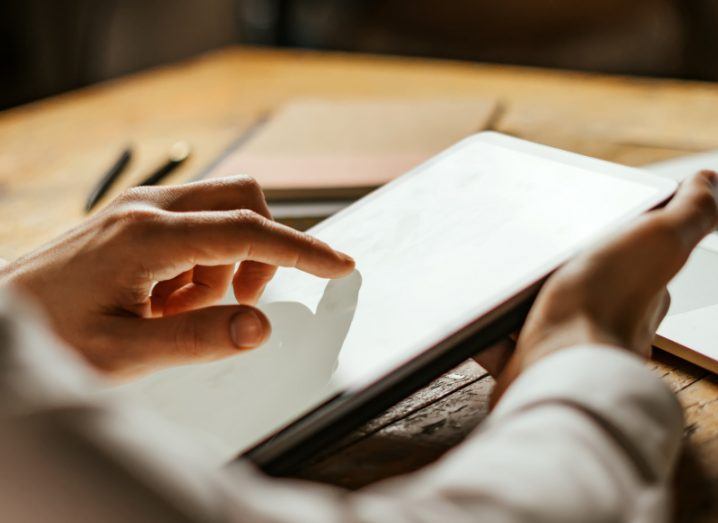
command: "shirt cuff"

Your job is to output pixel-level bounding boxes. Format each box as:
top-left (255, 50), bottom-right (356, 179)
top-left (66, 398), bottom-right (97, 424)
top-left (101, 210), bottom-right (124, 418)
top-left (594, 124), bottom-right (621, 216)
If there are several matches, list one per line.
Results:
top-left (491, 345), bottom-right (684, 482)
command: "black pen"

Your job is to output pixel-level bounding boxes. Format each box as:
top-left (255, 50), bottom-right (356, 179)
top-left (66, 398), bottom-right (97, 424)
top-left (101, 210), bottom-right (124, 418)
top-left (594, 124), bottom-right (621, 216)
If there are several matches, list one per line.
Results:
top-left (137, 141), bottom-right (192, 186)
top-left (85, 146), bottom-right (133, 212)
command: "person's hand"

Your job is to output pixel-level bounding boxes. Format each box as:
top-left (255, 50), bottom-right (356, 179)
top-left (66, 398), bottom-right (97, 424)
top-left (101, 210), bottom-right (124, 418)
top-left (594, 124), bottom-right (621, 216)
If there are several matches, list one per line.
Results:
top-left (0, 176), bottom-right (354, 378)
top-left (491, 170), bottom-right (718, 402)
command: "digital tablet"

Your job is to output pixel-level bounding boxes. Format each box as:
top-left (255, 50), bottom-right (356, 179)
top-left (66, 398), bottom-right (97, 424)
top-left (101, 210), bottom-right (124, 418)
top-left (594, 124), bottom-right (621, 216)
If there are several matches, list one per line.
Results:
top-left (109, 132), bottom-right (677, 474)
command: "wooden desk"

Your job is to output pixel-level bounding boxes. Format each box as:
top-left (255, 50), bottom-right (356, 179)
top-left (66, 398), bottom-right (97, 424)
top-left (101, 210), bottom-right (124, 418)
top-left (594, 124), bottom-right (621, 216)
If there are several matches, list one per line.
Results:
top-left (1, 47), bottom-right (718, 521)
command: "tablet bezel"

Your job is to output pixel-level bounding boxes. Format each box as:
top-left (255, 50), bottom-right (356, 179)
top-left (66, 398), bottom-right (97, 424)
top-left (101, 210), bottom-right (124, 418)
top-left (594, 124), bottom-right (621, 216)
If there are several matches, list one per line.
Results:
top-left (241, 132), bottom-right (677, 474)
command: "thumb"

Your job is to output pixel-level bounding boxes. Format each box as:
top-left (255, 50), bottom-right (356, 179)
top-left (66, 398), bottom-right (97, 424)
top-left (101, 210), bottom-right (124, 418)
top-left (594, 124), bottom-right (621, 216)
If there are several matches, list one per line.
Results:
top-left (100, 305), bottom-right (271, 375)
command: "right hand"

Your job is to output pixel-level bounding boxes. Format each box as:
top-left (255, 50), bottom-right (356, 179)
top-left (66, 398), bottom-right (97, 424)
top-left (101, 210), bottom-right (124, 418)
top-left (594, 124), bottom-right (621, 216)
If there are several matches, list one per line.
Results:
top-left (0, 175), bottom-right (355, 378)
top-left (492, 170), bottom-right (718, 402)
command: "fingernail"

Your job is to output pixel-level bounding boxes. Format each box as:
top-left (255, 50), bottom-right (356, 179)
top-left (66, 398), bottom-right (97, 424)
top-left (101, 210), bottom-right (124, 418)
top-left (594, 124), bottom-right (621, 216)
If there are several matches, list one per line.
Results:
top-left (230, 309), bottom-right (266, 348)
top-left (339, 252), bottom-right (355, 265)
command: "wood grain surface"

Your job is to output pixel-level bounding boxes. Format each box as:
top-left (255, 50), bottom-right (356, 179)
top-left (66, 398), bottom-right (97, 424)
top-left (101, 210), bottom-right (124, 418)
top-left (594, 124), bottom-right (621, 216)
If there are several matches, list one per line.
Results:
top-left (1, 46), bottom-right (718, 522)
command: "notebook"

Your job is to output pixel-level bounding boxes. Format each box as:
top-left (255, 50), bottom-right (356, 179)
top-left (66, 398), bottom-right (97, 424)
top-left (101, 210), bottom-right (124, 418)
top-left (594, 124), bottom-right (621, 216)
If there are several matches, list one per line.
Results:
top-left (206, 98), bottom-right (499, 200)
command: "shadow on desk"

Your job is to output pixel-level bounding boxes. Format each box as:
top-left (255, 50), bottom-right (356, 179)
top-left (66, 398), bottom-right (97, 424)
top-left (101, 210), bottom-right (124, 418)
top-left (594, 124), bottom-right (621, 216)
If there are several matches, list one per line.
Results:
top-left (293, 369), bottom-right (495, 489)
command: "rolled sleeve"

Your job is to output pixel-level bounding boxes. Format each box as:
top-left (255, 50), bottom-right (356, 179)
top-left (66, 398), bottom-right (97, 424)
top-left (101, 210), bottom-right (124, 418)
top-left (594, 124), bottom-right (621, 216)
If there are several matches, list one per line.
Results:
top-left (342, 345), bottom-right (684, 523)
top-left (490, 345), bottom-right (684, 482)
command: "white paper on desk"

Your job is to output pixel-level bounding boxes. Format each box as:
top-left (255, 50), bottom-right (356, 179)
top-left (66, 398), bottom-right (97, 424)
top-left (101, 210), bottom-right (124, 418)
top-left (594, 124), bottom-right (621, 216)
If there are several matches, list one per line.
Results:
top-left (106, 134), bottom-right (672, 465)
top-left (644, 152), bottom-right (718, 371)
top-left (645, 150), bottom-right (718, 180)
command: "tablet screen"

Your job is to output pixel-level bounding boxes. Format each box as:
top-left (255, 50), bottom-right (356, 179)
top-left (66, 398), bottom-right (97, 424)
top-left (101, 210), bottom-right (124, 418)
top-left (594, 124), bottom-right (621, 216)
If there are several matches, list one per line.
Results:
top-left (109, 133), bottom-right (675, 464)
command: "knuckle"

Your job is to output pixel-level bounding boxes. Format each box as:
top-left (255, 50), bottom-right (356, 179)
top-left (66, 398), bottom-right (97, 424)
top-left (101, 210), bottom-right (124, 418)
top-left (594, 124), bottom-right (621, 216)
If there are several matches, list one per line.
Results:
top-left (174, 316), bottom-right (203, 359)
top-left (115, 186), bottom-right (156, 204)
top-left (233, 175), bottom-right (267, 208)
top-left (233, 174), bottom-right (260, 191)
top-left (232, 208), bottom-right (264, 228)
top-left (105, 204), bottom-right (165, 234)
top-left (233, 173), bottom-right (267, 202)
top-left (118, 206), bottom-right (160, 225)
top-left (221, 174), bottom-right (261, 197)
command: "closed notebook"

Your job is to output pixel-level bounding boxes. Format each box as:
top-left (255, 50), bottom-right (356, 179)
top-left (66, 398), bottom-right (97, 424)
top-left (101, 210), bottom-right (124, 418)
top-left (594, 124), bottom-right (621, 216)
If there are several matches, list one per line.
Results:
top-left (207, 98), bottom-right (499, 200)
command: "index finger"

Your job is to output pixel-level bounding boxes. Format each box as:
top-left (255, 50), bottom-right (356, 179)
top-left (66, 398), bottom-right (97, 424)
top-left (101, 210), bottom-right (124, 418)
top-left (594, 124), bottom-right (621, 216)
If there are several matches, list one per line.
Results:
top-left (152, 209), bottom-right (355, 279)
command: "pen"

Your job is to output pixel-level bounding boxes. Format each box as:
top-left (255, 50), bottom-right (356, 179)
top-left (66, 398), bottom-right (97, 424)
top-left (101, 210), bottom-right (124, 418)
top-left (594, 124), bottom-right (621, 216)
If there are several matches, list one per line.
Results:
top-left (137, 141), bottom-right (192, 186)
top-left (192, 115), bottom-right (268, 181)
top-left (85, 146), bottom-right (133, 212)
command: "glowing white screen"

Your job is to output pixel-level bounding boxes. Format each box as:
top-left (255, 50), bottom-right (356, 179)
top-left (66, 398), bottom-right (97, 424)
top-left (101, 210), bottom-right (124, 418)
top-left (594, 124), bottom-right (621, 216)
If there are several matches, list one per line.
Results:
top-left (108, 135), bottom-right (672, 464)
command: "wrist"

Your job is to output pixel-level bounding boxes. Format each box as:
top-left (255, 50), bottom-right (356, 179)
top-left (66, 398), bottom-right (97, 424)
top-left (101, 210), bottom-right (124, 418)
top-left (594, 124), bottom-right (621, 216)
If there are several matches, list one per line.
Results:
top-left (491, 314), bottom-right (627, 405)
top-left (521, 316), bottom-right (623, 368)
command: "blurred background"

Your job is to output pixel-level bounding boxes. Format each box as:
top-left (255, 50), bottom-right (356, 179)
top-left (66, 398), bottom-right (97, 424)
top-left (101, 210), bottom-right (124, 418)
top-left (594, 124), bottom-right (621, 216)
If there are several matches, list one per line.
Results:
top-left (2, 0), bottom-right (718, 110)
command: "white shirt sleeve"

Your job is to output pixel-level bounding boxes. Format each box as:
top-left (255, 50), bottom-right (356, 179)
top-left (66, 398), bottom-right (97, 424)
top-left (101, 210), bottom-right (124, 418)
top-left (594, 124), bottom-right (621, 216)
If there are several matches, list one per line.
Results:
top-left (0, 289), bottom-right (683, 523)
